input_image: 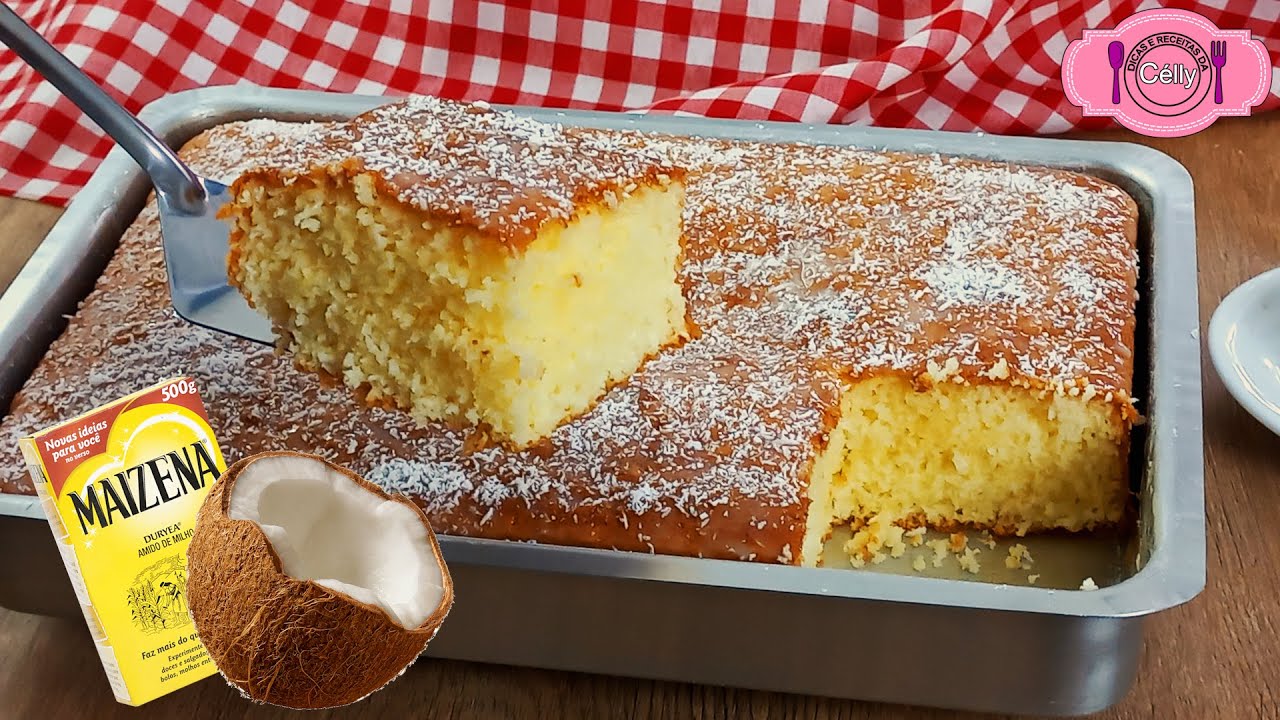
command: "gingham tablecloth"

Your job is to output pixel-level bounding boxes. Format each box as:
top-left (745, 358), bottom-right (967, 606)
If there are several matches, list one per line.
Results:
top-left (2, 0), bottom-right (1278, 205)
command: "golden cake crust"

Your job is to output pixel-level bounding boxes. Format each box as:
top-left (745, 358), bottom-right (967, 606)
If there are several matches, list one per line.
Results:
top-left (0, 100), bottom-right (1139, 565)
top-left (226, 97), bottom-right (684, 250)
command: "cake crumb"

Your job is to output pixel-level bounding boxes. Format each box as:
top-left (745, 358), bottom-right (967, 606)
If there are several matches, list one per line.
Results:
top-left (1005, 543), bottom-right (1033, 570)
top-left (980, 531), bottom-right (996, 550)
top-left (904, 527), bottom-right (926, 547)
top-left (1080, 577), bottom-right (1099, 591)
top-left (844, 514), bottom-right (906, 564)
top-left (957, 547), bottom-right (982, 574)
top-left (1027, 574), bottom-right (1040, 584)
top-left (926, 538), bottom-right (950, 567)
top-left (912, 555), bottom-right (927, 572)
top-left (884, 524), bottom-right (907, 558)
top-left (948, 532), bottom-right (967, 552)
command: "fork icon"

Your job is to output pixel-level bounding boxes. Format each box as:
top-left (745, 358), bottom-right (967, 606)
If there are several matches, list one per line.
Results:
top-left (1211, 40), bottom-right (1227, 104)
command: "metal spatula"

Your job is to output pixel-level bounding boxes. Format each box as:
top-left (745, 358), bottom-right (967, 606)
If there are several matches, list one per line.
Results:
top-left (0, 4), bottom-right (273, 344)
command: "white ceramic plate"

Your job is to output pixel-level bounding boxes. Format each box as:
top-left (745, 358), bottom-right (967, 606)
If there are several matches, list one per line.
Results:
top-left (1208, 266), bottom-right (1280, 436)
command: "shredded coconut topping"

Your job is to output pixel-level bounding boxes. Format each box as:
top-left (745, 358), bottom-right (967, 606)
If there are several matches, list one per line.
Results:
top-left (244, 95), bottom-right (679, 247)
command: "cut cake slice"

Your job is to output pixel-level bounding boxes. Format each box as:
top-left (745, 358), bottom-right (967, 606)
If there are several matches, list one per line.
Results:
top-left (223, 98), bottom-right (690, 448)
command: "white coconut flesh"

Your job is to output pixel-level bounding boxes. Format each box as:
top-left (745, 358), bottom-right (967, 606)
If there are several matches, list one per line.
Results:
top-left (227, 455), bottom-right (445, 629)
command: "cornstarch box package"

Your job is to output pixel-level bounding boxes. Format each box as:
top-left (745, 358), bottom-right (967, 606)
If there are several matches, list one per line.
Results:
top-left (19, 377), bottom-right (225, 705)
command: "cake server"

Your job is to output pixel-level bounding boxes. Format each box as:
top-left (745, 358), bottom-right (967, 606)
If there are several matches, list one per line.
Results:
top-left (0, 4), bottom-right (274, 344)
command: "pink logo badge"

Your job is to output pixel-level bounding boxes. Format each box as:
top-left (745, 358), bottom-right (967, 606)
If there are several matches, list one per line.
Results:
top-left (1063, 9), bottom-right (1271, 137)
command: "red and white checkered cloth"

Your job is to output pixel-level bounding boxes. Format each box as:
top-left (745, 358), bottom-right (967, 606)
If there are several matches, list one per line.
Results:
top-left (2, 0), bottom-right (1278, 205)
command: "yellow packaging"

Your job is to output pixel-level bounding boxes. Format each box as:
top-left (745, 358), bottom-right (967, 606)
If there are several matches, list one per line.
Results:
top-left (19, 377), bottom-right (225, 705)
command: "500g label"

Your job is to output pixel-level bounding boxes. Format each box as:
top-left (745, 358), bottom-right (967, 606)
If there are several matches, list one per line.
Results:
top-left (161, 379), bottom-right (198, 402)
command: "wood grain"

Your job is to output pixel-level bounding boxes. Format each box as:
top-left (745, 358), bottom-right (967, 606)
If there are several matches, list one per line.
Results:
top-left (1, 113), bottom-right (1277, 719)
top-left (0, 198), bottom-right (59, 291)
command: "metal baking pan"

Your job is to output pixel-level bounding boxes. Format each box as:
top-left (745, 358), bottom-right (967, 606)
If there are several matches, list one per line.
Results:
top-left (0, 87), bottom-right (1203, 716)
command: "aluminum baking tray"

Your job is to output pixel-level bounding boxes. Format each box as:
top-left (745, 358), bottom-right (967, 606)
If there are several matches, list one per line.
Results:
top-left (0, 87), bottom-right (1204, 716)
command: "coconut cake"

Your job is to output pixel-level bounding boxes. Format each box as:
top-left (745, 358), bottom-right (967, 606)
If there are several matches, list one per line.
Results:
top-left (222, 98), bottom-right (690, 449)
top-left (0, 98), bottom-right (1139, 567)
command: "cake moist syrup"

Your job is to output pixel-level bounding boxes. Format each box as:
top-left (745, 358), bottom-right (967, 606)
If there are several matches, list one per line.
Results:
top-left (19, 377), bottom-right (225, 705)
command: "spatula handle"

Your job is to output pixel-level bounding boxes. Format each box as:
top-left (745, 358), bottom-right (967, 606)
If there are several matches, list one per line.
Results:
top-left (0, 3), bottom-right (205, 213)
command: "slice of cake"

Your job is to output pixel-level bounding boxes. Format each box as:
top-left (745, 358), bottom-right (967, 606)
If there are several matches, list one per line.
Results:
top-left (809, 374), bottom-right (1134, 566)
top-left (222, 98), bottom-right (690, 448)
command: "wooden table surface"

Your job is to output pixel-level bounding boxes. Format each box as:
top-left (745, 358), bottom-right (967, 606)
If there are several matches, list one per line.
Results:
top-left (1, 115), bottom-right (1277, 720)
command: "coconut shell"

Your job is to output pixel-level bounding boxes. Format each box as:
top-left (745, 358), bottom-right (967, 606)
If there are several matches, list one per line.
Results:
top-left (187, 451), bottom-right (454, 709)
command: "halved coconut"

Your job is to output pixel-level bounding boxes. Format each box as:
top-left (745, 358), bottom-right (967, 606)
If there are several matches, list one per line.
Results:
top-left (186, 451), bottom-right (452, 709)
